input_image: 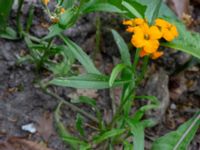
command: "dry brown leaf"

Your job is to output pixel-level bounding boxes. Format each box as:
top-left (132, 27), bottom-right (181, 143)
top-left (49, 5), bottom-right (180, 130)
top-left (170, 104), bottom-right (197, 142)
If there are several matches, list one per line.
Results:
top-left (0, 137), bottom-right (53, 150)
top-left (35, 112), bottom-right (55, 141)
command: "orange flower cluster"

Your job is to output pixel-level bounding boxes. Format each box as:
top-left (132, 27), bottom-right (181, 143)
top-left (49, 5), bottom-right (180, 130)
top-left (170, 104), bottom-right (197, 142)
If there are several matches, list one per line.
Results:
top-left (42, 0), bottom-right (49, 6)
top-left (123, 18), bottom-right (178, 59)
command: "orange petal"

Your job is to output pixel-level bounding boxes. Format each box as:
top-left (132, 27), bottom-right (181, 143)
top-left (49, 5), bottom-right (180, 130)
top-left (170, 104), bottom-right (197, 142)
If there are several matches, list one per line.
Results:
top-left (42, 0), bottom-right (49, 5)
top-left (149, 26), bottom-right (162, 40)
top-left (140, 23), bottom-right (150, 34)
top-left (155, 18), bottom-right (170, 28)
top-left (140, 49), bottom-right (149, 57)
top-left (123, 20), bottom-right (134, 26)
top-left (131, 35), bottom-right (145, 48)
top-left (171, 25), bottom-right (178, 37)
top-left (126, 26), bottom-right (135, 33)
top-left (133, 18), bottom-right (145, 25)
top-left (163, 30), bottom-right (174, 41)
top-left (143, 40), bottom-right (159, 53)
top-left (151, 51), bottom-right (163, 59)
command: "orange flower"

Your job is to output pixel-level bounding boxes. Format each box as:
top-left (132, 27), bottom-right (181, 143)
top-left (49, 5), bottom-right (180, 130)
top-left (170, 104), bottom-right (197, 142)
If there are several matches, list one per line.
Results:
top-left (123, 18), bottom-right (178, 59)
top-left (123, 18), bottom-right (146, 33)
top-left (60, 7), bottom-right (65, 14)
top-left (155, 18), bottom-right (178, 41)
top-left (123, 18), bottom-right (145, 26)
top-left (42, 0), bottom-right (49, 5)
top-left (131, 23), bottom-right (162, 54)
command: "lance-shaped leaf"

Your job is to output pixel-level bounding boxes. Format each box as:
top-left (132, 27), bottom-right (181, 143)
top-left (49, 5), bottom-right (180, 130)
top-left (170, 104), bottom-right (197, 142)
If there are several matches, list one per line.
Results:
top-left (49, 73), bottom-right (131, 89)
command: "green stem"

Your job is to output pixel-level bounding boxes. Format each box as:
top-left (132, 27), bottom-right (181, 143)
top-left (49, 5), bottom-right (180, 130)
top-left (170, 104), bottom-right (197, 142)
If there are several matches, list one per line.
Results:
top-left (44, 88), bottom-right (99, 123)
top-left (37, 38), bottom-right (54, 71)
top-left (93, 15), bottom-right (101, 58)
top-left (109, 89), bottom-right (116, 116)
top-left (136, 56), bottom-right (149, 85)
top-left (109, 91), bottom-right (135, 128)
top-left (16, 0), bottom-right (24, 37)
top-left (22, 32), bottom-right (46, 44)
top-left (132, 48), bottom-right (141, 73)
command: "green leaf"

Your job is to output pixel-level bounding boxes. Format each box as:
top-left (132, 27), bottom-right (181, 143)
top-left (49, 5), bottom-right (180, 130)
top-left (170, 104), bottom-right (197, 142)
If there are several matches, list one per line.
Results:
top-left (137, 0), bottom-right (162, 23)
top-left (122, 0), bottom-right (143, 18)
top-left (26, 4), bottom-right (34, 32)
top-left (126, 119), bottom-right (145, 150)
top-left (149, 0), bottom-right (162, 23)
top-left (109, 63), bottom-right (127, 87)
top-left (93, 129), bottom-right (125, 144)
top-left (0, 0), bottom-right (13, 32)
top-left (76, 114), bottom-right (85, 136)
top-left (135, 95), bottom-right (160, 112)
top-left (49, 73), bottom-right (131, 89)
top-left (44, 24), bottom-right (63, 39)
top-left (136, 0), bottom-right (162, 23)
top-left (46, 45), bottom-right (75, 76)
top-left (55, 102), bottom-right (78, 149)
top-left (152, 111), bottom-right (200, 150)
top-left (59, 8), bottom-right (79, 29)
top-left (158, 2), bottom-right (177, 19)
top-left (123, 140), bottom-right (133, 150)
top-left (82, 3), bottom-right (124, 14)
top-left (108, 0), bottom-right (146, 18)
top-left (130, 96), bottom-right (160, 121)
top-left (55, 102), bottom-right (90, 149)
top-left (60, 35), bottom-right (101, 74)
top-left (71, 96), bottom-right (96, 107)
top-left (0, 27), bottom-right (17, 40)
top-left (111, 29), bottom-right (131, 66)
top-left (61, 0), bottom-right (75, 8)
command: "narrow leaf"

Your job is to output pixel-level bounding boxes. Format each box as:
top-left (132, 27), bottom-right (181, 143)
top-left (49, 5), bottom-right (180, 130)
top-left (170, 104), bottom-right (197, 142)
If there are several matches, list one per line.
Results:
top-left (152, 112), bottom-right (200, 150)
top-left (111, 29), bottom-right (131, 66)
top-left (93, 129), bottom-right (125, 144)
top-left (109, 63), bottom-right (127, 87)
top-left (122, 1), bottom-right (143, 18)
top-left (82, 3), bottom-right (124, 14)
top-left (71, 96), bottom-right (96, 107)
top-left (49, 73), bottom-right (131, 89)
top-left (76, 114), bottom-right (85, 136)
top-left (60, 35), bottom-right (101, 74)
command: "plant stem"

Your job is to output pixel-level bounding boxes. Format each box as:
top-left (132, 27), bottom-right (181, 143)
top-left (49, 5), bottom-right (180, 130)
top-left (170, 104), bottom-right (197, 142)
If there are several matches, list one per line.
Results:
top-left (16, 0), bottom-right (24, 38)
top-left (44, 88), bottom-right (99, 123)
top-left (136, 56), bottom-right (149, 85)
top-left (37, 38), bottom-right (53, 71)
top-left (109, 91), bottom-right (135, 128)
top-left (110, 89), bottom-right (116, 115)
top-left (93, 15), bottom-right (101, 58)
top-left (132, 48), bottom-right (141, 73)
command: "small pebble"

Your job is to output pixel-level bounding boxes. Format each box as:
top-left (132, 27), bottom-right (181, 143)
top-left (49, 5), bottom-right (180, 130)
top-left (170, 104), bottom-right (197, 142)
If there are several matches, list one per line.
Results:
top-left (170, 103), bottom-right (177, 110)
top-left (21, 123), bottom-right (37, 133)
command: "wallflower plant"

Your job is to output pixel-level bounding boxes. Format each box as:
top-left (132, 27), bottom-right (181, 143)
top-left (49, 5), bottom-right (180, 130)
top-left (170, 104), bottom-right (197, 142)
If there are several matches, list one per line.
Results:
top-left (45, 1), bottom-right (199, 150)
top-left (1, 0), bottom-right (200, 149)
